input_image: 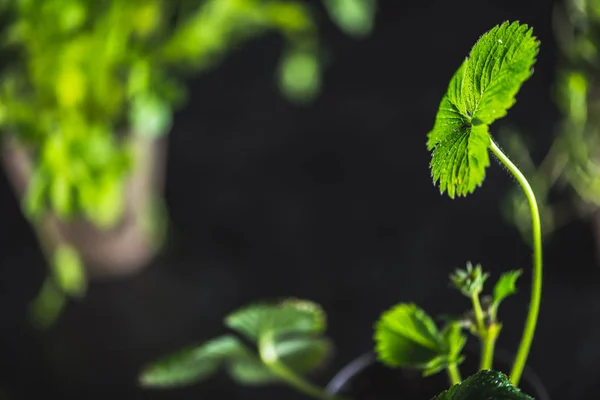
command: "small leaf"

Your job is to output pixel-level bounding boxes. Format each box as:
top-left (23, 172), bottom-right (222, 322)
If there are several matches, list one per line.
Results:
top-left (435, 370), bottom-right (534, 400)
top-left (374, 303), bottom-right (445, 368)
top-left (492, 270), bottom-right (523, 309)
top-left (225, 298), bottom-right (326, 341)
top-left (227, 337), bottom-right (332, 385)
top-left (139, 335), bottom-right (251, 388)
top-left (427, 21), bottom-right (540, 198)
top-left (52, 244), bottom-right (86, 298)
top-left (323, 0), bottom-right (377, 38)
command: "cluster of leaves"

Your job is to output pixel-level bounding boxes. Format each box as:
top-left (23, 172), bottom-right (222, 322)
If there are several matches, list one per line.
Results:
top-left (374, 263), bottom-right (521, 376)
top-left (0, 0), bottom-right (376, 227)
top-left (140, 298), bottom-right (333, 389)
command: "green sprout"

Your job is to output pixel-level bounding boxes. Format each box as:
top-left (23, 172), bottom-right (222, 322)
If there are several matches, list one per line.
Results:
top-left (374, 20), bottom-right (543, 396)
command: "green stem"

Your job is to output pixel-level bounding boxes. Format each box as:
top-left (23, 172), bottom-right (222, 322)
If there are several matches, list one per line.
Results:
top-left (447, 363), bottom-right (462, 386)
top-left (479, 325), bottom-right (497, 371)
top-left (471, 293), bottom-right (494, 371)
top-left (259, 335), bottom-right (342, 400)
top-left (471, 293), bottom-right (486, 335)
top-left (490, 140), bottom-right (543, 387)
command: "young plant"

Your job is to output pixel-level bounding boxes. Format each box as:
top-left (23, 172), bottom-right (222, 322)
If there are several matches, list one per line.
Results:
top-left (139, 20), bottom-right (544, 400)
top-left (375, 20), bottom-right (542, 397)
top-left (139, 298), bottom-right (341, 400)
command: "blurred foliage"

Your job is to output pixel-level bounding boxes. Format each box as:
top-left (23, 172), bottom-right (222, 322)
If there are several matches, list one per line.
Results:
top-left (0, 0), bottom-right (377, 326)
top-left (0, 0), bottom-right (376, 227)
top-left (502, 0), bottom-right (600, 242)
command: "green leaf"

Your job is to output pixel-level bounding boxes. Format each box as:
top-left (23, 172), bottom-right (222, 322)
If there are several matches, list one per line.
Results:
top-left (435, 370), bottom-right (534, 400)
top-left (492, 269), bottom-right (522, 309)
top-left (52, 244), bottom-right (86, 298)
top-left (225, 298), bottom-right (326, 341)
top-left (228, 336), bottom-right (332, 385)
top-left (427, 21), bottom-right (539, 198)
top-left (323, 0), bottom-right (376, 38)
top-left (374, 303), bottom-right (445, 368)
top-left (139, 335), bottom-right (252, 388)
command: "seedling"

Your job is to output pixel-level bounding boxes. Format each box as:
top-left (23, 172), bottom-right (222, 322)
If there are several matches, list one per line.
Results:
top-left (140, 21), bottom-right (544, 399)
top-left (374, 20), bottom-right (542, 398)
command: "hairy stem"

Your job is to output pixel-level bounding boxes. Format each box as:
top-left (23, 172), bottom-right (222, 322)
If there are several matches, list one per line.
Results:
top-left (259, 335), bottom-right (342, 400)
top-left (471, 293), bottom-right (494, 370)
top-left (490, 139), bottom-right (543, 387)
top-left (480, 324), bottom-right (500, 371)
top-left (447, 362), bottom-right (462, 386)
top-left (471, 293), bottom-right (486, 335)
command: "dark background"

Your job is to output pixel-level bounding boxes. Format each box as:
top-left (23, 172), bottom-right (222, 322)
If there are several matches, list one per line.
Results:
top-left (1, 0), bottom-right (598, 398)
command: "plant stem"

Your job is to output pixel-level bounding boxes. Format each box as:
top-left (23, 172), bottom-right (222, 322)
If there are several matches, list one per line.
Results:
top-left (447, 362), bottom-right (462, 386)
top-left (259, 335), bottom-right (342, 400)
top-left (489, 139), bottom-right (543, 387)
top-left (471, 293), bottom-right (494, 370)
top-left (480, 324), bottom-right (499, 371)
top-left (471, 293), bottom-right (486, 335)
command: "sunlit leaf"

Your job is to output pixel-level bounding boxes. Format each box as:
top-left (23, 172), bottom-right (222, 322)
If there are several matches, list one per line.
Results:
top-left (427, 21), bottom-right (539, 198)
top-left (374, 303), bottom-right (445, 368)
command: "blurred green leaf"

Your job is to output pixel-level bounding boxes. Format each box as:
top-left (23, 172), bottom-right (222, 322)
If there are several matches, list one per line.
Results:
top-left (225, 298), bottom-right (327, 341)
top-left (278, 49), bottom-right (321, 104)
top-left (129, 93), bottom-right (172, 139)
top-left (140, 335), bottom-right (252, 388)
top-left (29, 278), bottom-right (67, 329)
top-left (323, 0), bottom-right (376, 37)
top-left (52, 244), bottom-right (86, 297)
top-left (50, 174), bottom-right (71, 218)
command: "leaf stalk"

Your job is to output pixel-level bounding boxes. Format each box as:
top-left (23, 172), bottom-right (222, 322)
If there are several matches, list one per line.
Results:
top-left (489, 139), bottom-right (543, 387)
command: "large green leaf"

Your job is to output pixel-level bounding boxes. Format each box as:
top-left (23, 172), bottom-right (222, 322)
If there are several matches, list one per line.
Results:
top-left (435, 370), bottom-right (534, 400)
top-left (374, 303), bottom-right (445, 368)
top-left (139, 335), bottom-right (252, 388)
top-left (427, 21), bottom-right (539, 198)
top-left (224, 298), bottom-right (326, 341)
